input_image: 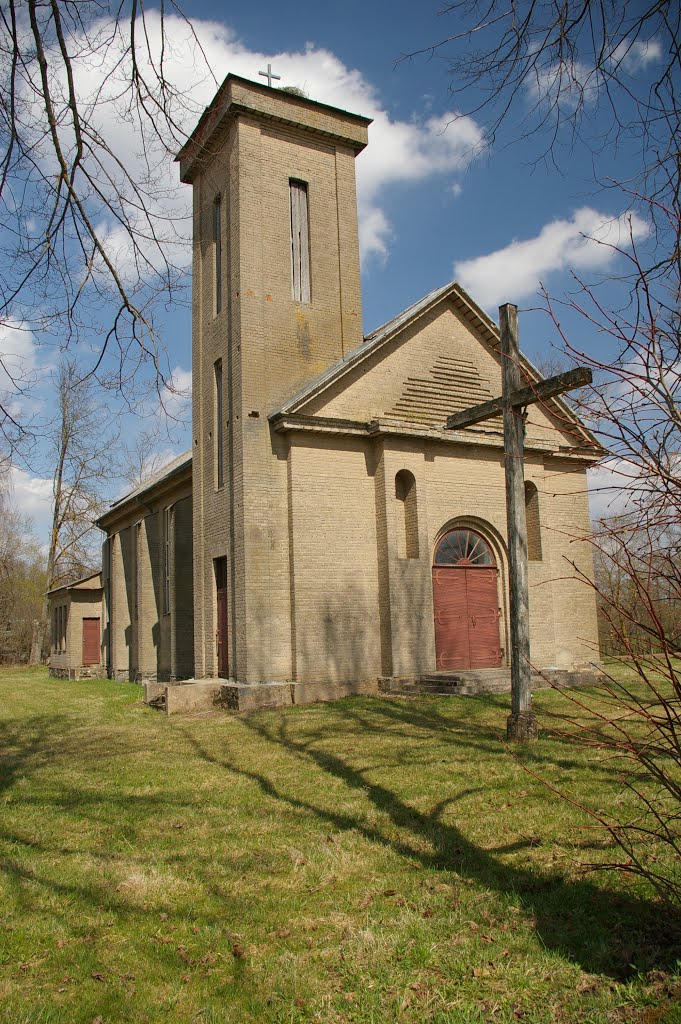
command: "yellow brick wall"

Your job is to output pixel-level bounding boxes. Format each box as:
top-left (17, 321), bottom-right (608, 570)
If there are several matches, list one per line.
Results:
top-left (48, 588), bottom-right (103, 677)
top-left (366, 438), bottom-right (597, 677)
top-left (288, 439), bottom-right (381, 684)
top-left (279, 431), bottom-right (598, 682)
top-left (192, 96), bottom-right (366, 684)
top-left (104, 474), bottom-right (192, 682)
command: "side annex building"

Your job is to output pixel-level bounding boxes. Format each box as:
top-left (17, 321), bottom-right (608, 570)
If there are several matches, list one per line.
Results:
top-left (48, 75), bottom-right (601, 708)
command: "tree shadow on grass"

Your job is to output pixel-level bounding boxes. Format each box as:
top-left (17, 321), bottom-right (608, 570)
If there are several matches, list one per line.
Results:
top-left (180, 696), bottom-right (681, 981)
top-left (2, 703), bottom-right (679, 986)
top-left (0, 713), bottom-right (75, 795)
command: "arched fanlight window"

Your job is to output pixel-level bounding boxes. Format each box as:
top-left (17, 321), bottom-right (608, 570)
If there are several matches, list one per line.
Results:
top-left (395, 470), bottom-right (419, 559)
top-left (524, 481), bottom-right (542, 561)
top-left (433, 529), bottom-right (496, 567)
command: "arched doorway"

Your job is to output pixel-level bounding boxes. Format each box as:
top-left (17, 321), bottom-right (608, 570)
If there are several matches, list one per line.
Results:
top-left (432, 528), bottom-right (502, 670)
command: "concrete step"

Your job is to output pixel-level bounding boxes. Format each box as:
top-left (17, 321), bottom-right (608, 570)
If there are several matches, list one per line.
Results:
top-left (381, 666), bottom-right (603, 699)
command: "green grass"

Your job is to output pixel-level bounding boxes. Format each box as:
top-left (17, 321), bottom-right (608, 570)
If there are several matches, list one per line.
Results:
top-left (1, 667), bottom-right (679, 1023)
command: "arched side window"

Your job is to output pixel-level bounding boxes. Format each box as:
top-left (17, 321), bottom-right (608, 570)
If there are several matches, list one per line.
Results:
top-left (525, 481), bottom-right (542, 561)
top-left (395, 470), bottom-right (419, 559)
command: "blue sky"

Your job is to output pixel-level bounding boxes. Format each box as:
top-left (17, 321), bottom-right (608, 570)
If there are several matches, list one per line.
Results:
top-left (5, 0), bottom-right (657, 538)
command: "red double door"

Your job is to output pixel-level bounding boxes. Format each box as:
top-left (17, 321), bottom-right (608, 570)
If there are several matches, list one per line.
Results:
top-left (432, 566), bottom-right (501, 670)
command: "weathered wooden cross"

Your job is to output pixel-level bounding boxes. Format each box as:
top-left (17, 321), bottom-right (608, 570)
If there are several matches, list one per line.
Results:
top-left (446, 304), bottom-right (592, 742)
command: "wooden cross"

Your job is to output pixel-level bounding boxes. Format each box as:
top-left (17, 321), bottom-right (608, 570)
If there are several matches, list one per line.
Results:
top-left (258, 63), bottom-right (281, 88)
top-left (446, 304), bottom-right (592, 742)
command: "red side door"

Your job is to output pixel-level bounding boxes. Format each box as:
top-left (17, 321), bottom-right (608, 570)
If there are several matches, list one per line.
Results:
top-left (82, 617), bottom-right (101, 665)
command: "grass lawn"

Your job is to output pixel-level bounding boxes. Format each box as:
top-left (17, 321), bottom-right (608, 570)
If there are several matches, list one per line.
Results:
top-left (1, 667), bottom-right (679, 1023)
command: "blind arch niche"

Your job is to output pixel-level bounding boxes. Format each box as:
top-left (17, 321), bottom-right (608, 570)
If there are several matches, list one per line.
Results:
top-left (395, 470), bottom-right (419, 559)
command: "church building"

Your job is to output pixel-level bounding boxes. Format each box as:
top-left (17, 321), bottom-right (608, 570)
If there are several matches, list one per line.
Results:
top-left (48, 75), bottom-right (601, 711)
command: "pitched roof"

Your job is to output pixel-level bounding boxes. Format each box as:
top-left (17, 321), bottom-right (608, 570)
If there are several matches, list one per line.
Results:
top-left (270, 279), bottom-right (598, 448)
top-left (47, 571), bottom-right (102, 596)
top-left (97, 450), bottom-right (192, 528)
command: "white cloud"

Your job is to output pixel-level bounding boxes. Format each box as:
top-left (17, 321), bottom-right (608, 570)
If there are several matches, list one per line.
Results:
top-left (158, 365), bottom-right (192, 423)
top-left (527, 58), bottom-right (599, 111)
top-left (358, 207), bottom-right (393, 263)
top-left (454, 207), bottom-right (649, 309)
top-left (0, 320), bottom-right (38, 386)
top-left (0, 320), bottom-right (41, 421)
top-left (587, 459), bottom-right (642, 522)
top-left (526, 36), bottom-right (661, 117)
top-left (9, 466), bottom-right (54, 540)
top-left (611, 38), bottom-right (662, 71)
top-left (38, 15), bottom-right (483, 274)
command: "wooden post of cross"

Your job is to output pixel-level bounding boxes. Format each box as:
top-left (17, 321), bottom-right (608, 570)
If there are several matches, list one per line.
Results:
top-left (446, 304), bottom-right (592, 742)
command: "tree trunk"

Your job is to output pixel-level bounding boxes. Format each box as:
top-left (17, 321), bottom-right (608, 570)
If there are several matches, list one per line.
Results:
top-left (29, 617), bottom-right (46, 664)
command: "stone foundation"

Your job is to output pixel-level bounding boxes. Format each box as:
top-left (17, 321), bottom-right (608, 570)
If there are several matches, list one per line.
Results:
top-left (141, 668), bottom-right (603, 717)
top-left (49, 666), bottom-right (108, 681)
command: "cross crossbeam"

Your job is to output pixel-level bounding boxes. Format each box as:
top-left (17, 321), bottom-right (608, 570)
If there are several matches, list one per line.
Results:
top-left (446, 367), bottom-right (592, 431)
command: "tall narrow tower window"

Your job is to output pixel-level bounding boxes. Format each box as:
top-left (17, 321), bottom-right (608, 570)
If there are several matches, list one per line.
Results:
top-left (213, 196), bottom-right (222, 315)
top-left (214, 358), bottom-right (224, 489)
top-left (289, 180), bottom-right (310, 303)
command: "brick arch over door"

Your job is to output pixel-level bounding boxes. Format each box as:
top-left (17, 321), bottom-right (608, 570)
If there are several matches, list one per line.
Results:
top-left (432, 528), bottom-right (502, 670)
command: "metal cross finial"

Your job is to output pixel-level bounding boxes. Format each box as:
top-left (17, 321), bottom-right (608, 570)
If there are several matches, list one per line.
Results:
top-left (258, 63), bottom-right (281, 88)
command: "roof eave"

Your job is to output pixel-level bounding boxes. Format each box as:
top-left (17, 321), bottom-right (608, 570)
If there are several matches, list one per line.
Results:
top-left (96, 456), bottom-right (192, 530)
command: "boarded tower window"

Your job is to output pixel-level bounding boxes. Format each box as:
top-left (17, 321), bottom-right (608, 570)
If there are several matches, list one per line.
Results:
top-left (525, 481), bottom-right (542, 561)
top-left (214, 359), bottom-right (224, 489)
top-left (395, 470), bottom-right (419, 559)
top-left (213, 196), bottom-right (222, 315)
top-left (290, 180), bottom-right (310, 303)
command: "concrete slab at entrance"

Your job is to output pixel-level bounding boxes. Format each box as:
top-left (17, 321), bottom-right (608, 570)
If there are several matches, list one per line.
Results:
top-left (219, 679), bottom-right (377, 710)
top-left (379, 666), bottom-right (604, 697)
top-left (219, 682), bottom-right (293, 711)
top-left (143, 680), bottom-right (224, 714)
top-left (144, 677), bottom-right (379, 714)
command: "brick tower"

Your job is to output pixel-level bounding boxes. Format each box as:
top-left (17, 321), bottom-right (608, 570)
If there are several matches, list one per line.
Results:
top-left (177, 75), bottom-right (370, 682)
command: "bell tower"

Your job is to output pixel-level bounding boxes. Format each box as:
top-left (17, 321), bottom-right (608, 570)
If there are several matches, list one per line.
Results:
top-left (177, 75), bottom-right (370, 682)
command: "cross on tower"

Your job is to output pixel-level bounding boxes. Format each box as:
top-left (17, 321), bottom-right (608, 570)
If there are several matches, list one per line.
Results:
top-left (258, 63), bottom-right (281, 88)
top-left (446, 304), bottom-right (592, 742)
